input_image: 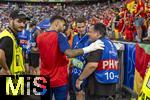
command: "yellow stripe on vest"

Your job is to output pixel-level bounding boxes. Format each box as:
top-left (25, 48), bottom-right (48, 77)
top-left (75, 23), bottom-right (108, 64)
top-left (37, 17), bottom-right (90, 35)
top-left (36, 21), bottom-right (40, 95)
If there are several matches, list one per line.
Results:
top-left (0, 29), bottom-right (25, 75)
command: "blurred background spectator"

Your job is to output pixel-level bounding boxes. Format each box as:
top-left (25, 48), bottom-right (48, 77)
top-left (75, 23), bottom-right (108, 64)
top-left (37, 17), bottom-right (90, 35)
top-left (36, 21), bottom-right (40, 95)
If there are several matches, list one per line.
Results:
top-left (0, 0), bottom-right (149, 42)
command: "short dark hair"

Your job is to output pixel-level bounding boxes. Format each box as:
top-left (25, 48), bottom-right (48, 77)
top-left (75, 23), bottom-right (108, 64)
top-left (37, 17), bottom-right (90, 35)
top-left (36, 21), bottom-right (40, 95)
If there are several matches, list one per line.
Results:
top-left (76, 17), bottom-right (86, 23)
top-left (94, 23), bottom-right (106, 37)
top-left (10, 9), bottom-right (30, 20)
top-left (50, 15), bottom-right (66, 24)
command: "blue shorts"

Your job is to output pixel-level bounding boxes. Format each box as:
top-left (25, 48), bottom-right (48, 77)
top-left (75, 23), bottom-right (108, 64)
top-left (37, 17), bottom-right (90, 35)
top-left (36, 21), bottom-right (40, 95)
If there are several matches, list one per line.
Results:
top-left (134, 17), bottom-right (144, 27)
top-left (49, 85), bottom-right (68, 100)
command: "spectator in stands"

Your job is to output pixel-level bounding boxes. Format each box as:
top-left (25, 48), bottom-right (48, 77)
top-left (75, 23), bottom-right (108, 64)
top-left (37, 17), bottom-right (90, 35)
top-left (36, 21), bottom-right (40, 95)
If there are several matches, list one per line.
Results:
top-left (143, 18), bottom-right (150, 41)
top-left (0, 1), bottom-right (149, 43)
top-left (133, 0), bottom-right (145, 42)
top-left (123, 14), bottom-right (135, 41)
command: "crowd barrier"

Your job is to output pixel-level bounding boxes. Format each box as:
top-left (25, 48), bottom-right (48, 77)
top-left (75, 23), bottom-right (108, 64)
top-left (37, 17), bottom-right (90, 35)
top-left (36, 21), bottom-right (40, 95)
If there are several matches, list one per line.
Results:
top-left (114, 40), bottom-right (150, 99)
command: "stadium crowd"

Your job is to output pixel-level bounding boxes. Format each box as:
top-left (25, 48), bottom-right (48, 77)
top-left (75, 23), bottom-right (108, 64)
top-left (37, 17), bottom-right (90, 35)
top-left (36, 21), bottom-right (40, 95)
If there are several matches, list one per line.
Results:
top-left (0, 0), bottom-right (149, 42)
top-left (0, 0), bottom-right (149, 100)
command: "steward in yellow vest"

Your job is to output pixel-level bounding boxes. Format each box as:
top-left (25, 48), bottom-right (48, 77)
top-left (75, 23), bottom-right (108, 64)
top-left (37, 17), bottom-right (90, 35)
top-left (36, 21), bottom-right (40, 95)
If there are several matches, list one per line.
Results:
top-left (0, 10), bottom-right (30, 75)
top-left (0, 29), bottom-right (25, 74)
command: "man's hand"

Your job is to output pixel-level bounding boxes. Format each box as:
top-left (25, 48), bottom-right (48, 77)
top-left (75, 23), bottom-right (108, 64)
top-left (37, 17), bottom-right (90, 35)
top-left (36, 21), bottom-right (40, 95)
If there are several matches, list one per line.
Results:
top-left (0, 68), bottom-right (11, 75)
top-left (5, 70), bottom-right (11, 75)
top-left (0, 49), bottom-right (11, 75)
top-left (64, 40), bottom-right (104, 58)
top-left (31, 47), bottom-right (39, 52)
top-left (76, 78), bottom-right (83, 90)
top-left (83, 40), bottom-right (105, 54)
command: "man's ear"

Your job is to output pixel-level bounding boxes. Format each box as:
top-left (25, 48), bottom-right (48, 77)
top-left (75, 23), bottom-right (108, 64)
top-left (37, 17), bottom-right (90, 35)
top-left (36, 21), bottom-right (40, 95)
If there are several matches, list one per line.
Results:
top-left (8, 18), bottom-right (12, 22)
top-left (97, 31), bottom-right (101, 37)
top-left (55, 20), bottom-right (59, 27)
top-left (9, 18), bottom-right (13, 25)
top-left (96, 31), bottom-right (99, 36)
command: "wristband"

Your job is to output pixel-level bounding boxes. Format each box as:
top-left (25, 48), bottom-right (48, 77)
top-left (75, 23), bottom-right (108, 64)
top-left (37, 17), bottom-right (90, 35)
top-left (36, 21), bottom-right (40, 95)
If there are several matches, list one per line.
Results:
top-left (78, 77), bottom-right (83, 82)
top-left (82, 46), bottom-right (91, 54)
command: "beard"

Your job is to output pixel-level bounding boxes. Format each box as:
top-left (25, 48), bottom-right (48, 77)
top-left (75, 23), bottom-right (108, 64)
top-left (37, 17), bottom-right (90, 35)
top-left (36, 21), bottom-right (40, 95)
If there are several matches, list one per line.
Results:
top-left (12, 21), bottom-right (24, 32)
top-left (58, 28), bottom-right (65, 33)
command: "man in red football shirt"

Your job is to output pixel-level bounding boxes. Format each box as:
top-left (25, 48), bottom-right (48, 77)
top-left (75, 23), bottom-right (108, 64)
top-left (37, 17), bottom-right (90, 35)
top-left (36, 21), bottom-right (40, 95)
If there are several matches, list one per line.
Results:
top-left (36, 16), bottom-right (105, 100)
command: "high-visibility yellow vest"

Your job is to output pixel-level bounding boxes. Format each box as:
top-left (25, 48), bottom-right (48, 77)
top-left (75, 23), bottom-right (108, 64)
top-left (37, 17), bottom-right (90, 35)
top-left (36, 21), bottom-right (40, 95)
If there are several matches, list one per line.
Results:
top-left (138, 66), bottom-right (150, 100)
top-left (0, 29), bottom-right (25, 75)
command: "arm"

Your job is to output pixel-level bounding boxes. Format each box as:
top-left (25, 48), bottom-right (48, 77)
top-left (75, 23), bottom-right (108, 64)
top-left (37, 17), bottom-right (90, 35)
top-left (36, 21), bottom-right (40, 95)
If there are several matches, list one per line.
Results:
top-left (119, 21), bottom-right (126, 37)
top-left (58, 32), bottom-right (104, 58)
top-left (120, 12), bottom-right (127, 37)
top-left (65, 34), bottom-right (84, 58)
top-left (76, 49), bottom-right (102, 89)
top-left (0, 37), bottom-right (12, 75)
top-left (64, 40), bottom-right (104, 58)
top-left (135, 7), bottom-right (144, 17)
top-left (76, 62), bottom-right (98, 90)
top-left (64, 49), bottom-right (84, 58)
top-left (78, 62), bottom-right (98, 80)
top-left (0, 49), bottom-right (10, 73)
